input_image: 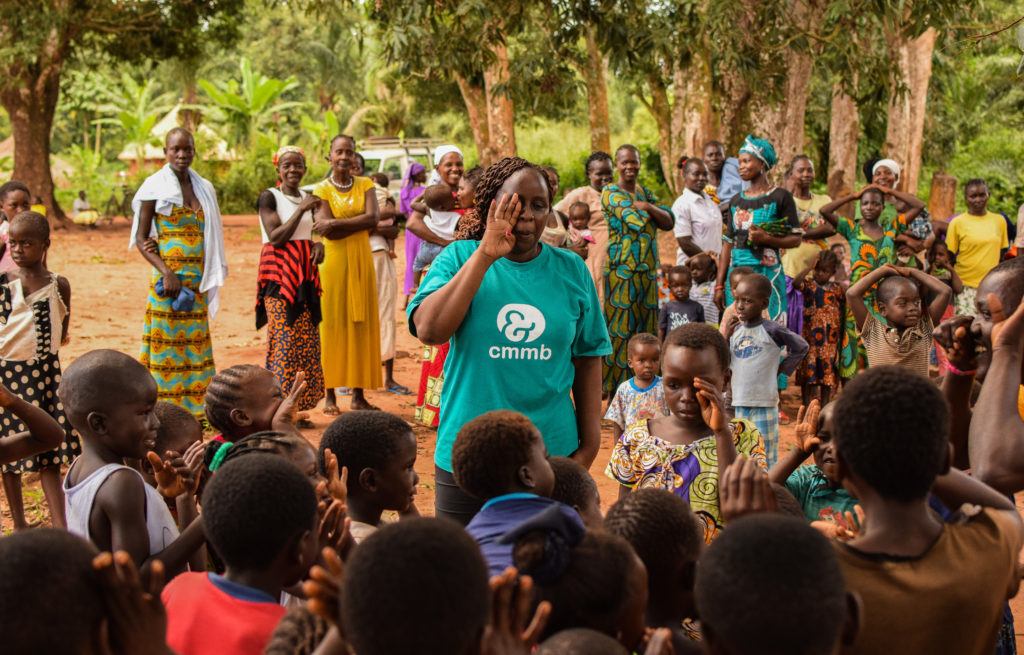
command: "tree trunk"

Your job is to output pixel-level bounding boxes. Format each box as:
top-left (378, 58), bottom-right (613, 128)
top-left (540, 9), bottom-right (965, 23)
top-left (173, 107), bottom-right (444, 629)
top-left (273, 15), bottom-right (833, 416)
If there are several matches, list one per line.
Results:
top-left (483, 41), bottom-right (517, 160)
top-left (582, 26), bottom-right (611, 154)
top-left (928, 171), bottom-right (957, 223)
top-left (674, 51), bottom-right (716, 164)
top-left (827, 81), bottom-right (859, 217)
top-left (1, 62), bottom-right (67, 226)
top-left (455, 73), bottom-right (493, 166)
top-left (643, 75), bottom-right (675, 196)
top-left (904, 28), bottom-right (936, 193)
top-left (180, 80), bottom-right (200, 132)
top-left (718, 70), bottom-right (751, 154)
top-left (883, 29), bottom-right (912, 189)
top-left (776, 50), bottom-right (814, 168)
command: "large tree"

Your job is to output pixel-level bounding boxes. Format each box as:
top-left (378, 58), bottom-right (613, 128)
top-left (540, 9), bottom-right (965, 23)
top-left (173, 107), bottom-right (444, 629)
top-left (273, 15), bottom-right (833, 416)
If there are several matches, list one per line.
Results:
top-left (0, 0), bottom-right (243, 224)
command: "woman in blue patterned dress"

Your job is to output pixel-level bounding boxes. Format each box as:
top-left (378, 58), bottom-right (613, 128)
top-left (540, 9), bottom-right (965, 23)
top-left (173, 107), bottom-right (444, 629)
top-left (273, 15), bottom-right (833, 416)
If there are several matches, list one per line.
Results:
top-left (602, 144), bottom-right (674, 393)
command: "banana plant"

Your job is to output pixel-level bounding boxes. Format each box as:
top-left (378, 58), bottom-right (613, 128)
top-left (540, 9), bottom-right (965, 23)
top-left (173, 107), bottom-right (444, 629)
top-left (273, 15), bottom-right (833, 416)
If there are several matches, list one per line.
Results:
top-left (94, 73), bottom-right (175, 169)
top-left (198, 57), bottom-right (306, 147)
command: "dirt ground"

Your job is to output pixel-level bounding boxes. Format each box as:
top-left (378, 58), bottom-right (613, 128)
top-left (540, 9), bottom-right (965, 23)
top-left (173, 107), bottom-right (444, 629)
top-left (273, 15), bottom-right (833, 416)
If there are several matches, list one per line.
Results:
top-left (4, 216), bottom-right (1024, 647)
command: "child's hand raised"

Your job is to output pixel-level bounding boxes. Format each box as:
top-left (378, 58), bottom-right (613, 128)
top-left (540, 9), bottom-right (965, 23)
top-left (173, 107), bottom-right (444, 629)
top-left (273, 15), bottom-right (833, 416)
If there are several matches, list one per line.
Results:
top-left (271, 371), bottom-right (307, 433)
top-left (695, 377), bottom-right (728, 432)
top-left (317, 499), bottom-right (353, 558)
top-left (794, 401), bottom-right (822, 454)
top-left (317, 448), bottom-right (349, 506)
top-left (481, 568), bottom-right (550, 655)
top-left (93, 551), bottom-right (171, 655)
top-left (720, 455), bottom-right (777, 522)
top-left (933, 315), bottom-right (981, 372)
top-left (304, 547), bottom-right (345, 627)
top-left (147, 450), bottom-right (198, 499)
top-left (480, 193), bottom-right (521, 262)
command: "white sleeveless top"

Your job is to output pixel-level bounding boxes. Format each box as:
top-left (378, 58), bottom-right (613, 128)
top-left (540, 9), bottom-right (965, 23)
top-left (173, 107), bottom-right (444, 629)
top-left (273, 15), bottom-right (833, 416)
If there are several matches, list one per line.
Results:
top-left (63, 462), bottom-right (179, 556)
top-left (260, 188), bottom-right (314, 243)
top-left (0, 273), bottom-right (67, 362)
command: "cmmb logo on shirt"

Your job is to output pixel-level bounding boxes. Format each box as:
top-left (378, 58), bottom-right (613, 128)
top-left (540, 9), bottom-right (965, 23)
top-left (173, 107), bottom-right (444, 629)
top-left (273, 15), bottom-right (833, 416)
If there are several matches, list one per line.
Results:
top-left (491, 304), bottom-right (551, 360)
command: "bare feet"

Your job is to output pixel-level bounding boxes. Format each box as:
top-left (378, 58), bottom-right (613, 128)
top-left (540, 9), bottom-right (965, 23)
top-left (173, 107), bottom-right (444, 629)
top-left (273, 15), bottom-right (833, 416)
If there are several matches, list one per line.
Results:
top-left (323, 389), bottom-right (341, 416)
top-left (350, 388), bottom-right (380, 411)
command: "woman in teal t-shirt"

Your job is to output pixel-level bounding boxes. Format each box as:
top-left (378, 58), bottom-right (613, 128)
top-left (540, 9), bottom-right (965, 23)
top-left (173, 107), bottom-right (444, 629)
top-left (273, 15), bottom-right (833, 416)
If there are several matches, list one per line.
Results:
top-left (408, 157), bottom-right (612, 525)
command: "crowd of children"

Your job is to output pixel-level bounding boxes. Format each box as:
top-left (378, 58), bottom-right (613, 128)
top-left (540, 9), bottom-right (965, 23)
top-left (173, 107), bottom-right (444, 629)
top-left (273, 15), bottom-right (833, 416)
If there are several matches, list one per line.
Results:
top-left (1, 133), bottom-right (1023, 655)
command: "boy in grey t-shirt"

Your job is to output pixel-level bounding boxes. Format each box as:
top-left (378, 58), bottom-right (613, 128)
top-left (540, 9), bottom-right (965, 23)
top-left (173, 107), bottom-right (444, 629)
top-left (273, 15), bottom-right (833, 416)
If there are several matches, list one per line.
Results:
top-left (726, 274), bottom-right (808, 466)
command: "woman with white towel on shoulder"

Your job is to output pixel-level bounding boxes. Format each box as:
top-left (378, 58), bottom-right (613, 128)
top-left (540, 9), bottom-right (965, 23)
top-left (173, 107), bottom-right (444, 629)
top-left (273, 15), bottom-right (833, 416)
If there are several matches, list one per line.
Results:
top-left (131, 127), bottom-right (227, 421)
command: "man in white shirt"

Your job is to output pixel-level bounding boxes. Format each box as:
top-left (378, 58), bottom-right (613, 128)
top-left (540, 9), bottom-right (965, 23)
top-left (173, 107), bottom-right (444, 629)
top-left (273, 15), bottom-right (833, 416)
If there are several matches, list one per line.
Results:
top-left (672, 158), bottom-right (723, 265)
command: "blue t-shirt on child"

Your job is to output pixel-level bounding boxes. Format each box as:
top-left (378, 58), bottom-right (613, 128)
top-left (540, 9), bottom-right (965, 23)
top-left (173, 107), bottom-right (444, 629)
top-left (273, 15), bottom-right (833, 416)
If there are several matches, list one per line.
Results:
top-left (465, 493), bottom-right (584, 577)
top-left (408, 241), bottom-right (612, 472)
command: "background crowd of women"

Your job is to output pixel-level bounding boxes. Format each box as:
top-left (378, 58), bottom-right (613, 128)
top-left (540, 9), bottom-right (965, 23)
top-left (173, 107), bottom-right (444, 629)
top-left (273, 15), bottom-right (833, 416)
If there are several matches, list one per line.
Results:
top-left (129, 128), bottom-right (1015, 518)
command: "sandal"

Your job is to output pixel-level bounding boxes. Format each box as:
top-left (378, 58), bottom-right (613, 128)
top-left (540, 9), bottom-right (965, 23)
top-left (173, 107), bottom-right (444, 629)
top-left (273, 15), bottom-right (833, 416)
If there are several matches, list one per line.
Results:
top-left (386, 383), bottom-right (413, 395)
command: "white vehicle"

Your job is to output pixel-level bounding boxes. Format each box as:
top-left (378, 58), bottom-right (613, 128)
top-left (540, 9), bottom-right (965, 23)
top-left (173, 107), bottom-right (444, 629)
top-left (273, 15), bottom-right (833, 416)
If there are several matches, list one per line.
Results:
top-left (359, 137), bottom-right (449, 196)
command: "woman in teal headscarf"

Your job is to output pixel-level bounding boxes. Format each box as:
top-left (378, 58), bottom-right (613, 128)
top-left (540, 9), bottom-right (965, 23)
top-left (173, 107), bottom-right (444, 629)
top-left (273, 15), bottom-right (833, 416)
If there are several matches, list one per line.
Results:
top-left (714, 135), bottom-right (802, 324)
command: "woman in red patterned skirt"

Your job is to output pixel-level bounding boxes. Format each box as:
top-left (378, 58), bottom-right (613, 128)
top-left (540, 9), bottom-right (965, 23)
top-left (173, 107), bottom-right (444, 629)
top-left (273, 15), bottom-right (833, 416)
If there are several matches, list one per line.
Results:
top-left (255, 146), bottom-right (326, 426)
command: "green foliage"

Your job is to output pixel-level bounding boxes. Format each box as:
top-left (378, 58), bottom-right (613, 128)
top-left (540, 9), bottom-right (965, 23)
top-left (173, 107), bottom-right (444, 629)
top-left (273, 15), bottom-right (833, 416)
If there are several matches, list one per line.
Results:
top-left (56, 145), bottom-right (123, 210)
top-left (94, 72), bottom-right (175, 167)
top-left (198, 58), bottom-right (306, 146)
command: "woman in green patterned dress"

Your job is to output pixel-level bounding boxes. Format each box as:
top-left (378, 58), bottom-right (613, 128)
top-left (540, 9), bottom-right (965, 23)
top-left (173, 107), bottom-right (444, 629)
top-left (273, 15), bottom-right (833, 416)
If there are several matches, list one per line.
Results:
top-left (602, 144), bottom-right (674, 393)
top-left (132, 128), bottom-right (227, 419)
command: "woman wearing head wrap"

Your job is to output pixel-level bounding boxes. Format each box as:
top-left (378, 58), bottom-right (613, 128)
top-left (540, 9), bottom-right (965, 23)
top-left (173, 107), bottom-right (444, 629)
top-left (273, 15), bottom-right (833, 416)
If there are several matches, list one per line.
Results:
top-left (400, 162), bottom-right (428, 300)
top-left (714, 135), bottom-right (803, 325)
top-left (254, 146), bottom-right (326, 424)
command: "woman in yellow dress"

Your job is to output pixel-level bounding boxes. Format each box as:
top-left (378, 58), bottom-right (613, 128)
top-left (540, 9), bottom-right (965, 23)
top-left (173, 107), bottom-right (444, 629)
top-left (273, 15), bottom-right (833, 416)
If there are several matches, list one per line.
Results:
top-left (313, 135), bottom-right (382, 413)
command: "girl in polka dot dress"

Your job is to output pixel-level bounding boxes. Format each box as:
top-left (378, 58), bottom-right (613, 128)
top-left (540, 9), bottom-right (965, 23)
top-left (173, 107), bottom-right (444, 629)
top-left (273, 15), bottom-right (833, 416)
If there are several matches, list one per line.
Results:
top-left (0, 211), bottom-right (77, 529)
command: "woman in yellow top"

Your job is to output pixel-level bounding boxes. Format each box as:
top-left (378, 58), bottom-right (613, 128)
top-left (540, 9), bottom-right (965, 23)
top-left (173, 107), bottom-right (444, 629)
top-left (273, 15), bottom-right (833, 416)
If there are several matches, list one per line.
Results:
top-left (313, 135), bottom-right (382, 413)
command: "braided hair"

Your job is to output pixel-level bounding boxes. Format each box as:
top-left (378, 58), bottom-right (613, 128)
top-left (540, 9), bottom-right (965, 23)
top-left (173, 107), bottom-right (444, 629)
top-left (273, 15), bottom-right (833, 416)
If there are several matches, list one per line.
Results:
top-left (453, 157), bottom-right (551, 241)
top-left (204, 364), bottom-right (264, 437)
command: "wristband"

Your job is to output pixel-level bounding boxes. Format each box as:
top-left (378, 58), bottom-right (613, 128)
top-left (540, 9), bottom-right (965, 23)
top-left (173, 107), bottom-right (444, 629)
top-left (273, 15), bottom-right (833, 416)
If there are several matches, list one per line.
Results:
top-left (943, 361), bottom-right (976, 377)
top-left (715, 284), bottom-right (725, 291)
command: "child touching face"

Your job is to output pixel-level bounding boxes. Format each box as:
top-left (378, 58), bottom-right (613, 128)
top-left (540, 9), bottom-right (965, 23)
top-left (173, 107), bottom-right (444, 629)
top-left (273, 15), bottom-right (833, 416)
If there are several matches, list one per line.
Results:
top-left (846, 264), bottom-right (951, 377)
top-left (729, 275), bottom-right (808, 466)
top-left (318, 410), bottom-right (419, 542)
top-left (604, 334), bottom-right (669, 448)
top-left (606, 323), bottom-right (766, 541)
top-left (659, 267), bottom-right (705, 341)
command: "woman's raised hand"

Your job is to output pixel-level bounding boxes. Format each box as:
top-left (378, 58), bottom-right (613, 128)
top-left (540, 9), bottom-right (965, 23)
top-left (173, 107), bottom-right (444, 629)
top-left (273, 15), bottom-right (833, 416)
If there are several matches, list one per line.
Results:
top-left (480, 193), bottom-right (521, 261)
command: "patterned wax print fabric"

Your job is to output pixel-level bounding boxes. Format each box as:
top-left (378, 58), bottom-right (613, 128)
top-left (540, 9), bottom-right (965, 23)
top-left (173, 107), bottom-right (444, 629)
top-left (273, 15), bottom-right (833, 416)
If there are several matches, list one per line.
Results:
top-left (140, 206), bottom-right (215, 419)
top-left (834, 213), bottom-right (906, 379)
top-left (602, 183), bottom-right (672, 393)
top-left (606, 417), bottom-right (767, 543)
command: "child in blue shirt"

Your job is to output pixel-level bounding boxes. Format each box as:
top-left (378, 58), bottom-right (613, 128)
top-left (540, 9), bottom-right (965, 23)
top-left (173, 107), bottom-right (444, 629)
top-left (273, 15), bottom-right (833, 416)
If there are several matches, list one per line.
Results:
top-left (605, 333), bottom-right (670, 446)
top-left (726, 273), bottom-right (808, 466)
top-left (769, 400), bottom-right (857, 528)
top-left (454, 410), bottom-right (583, 576)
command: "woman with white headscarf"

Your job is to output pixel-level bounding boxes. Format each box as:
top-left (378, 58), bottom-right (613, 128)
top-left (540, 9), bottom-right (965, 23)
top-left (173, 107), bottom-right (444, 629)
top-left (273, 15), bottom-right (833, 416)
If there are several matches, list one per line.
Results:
top-left (404, 145), bottom-right (465, 428)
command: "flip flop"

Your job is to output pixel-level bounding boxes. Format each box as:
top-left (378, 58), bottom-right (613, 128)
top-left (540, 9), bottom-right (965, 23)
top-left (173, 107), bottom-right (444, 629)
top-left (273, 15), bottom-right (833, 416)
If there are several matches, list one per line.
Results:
top-left (387, 383), bottom-right (413, 395)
